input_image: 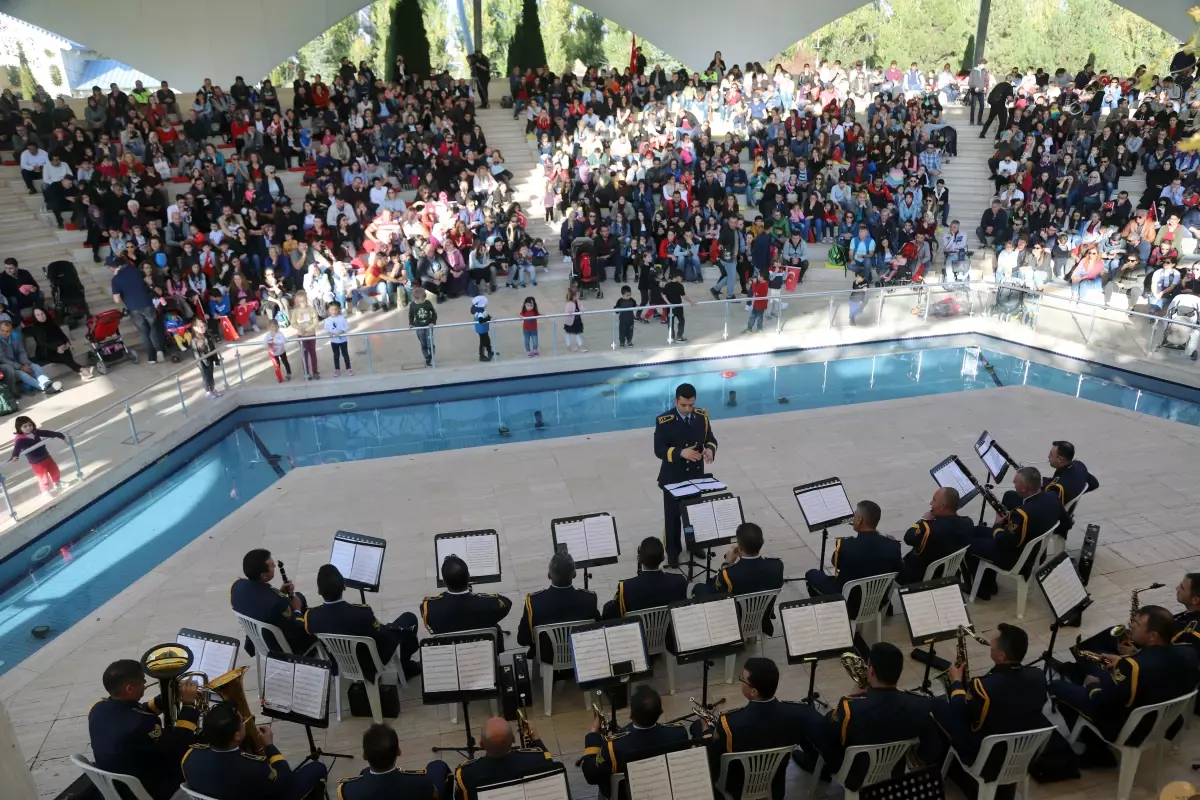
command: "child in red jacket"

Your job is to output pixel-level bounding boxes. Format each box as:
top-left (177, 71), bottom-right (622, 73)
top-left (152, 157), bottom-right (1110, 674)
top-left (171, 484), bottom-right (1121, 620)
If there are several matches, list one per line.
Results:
top-left (745, 271), bottom-right (770, 333)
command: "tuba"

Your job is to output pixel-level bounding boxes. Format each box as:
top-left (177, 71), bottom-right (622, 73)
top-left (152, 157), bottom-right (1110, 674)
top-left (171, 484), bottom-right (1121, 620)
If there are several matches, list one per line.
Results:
top-left (207, 666), bottom-right (267, 754)
top-left (1110, 583), bottom-right (1165, 645)
top-left (140, 643), bottom-right (209, 726)
top-left (840, 652), bottom-right (869, 689)
top-left (934, 626), bottom-right (990, 694)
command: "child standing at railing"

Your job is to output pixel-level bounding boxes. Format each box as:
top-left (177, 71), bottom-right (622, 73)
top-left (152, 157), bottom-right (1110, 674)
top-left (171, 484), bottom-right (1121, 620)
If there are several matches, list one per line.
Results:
top-left (9, 416), bottom-right (66, 493)
top-left (323, 301), bottom-right (351, 377)
top-left (291, 290), bottom-right (320, 380)
top-left (520, 297), bottom-right (540, 357)
top-left (189, 317), bottom-right (221, 399)
top-left (264, 320), bottom-right (292, 382)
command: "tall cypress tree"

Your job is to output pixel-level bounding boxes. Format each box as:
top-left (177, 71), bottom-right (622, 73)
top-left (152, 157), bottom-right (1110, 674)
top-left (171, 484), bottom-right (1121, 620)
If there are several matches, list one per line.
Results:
top-left (508, 0), bottom-right (546, 72)
top-left (388, 0), bottom-right (432, 82)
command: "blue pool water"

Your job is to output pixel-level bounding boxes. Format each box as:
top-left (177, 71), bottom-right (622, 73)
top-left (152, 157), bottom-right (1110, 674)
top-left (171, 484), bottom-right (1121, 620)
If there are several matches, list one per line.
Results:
top-left (2, 340), bottom-right (1200, 673)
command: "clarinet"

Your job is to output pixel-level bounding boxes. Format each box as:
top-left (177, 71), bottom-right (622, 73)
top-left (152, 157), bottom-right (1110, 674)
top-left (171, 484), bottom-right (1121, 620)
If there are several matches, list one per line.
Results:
top-left (277, 560), bottom-right (293, 596)
top-left (966, 473), bottom-right (1008, 518)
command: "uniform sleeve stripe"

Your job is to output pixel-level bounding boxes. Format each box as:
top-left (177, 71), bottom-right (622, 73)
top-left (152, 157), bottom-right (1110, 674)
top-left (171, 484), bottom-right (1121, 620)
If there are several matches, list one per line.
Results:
top-left (584, 746), bottom-right (601, 755)
top-left (269, 754), bottom-right (286, 765)
top-left (840, 700), bottom-right (851, 747)
top-left (666, 447), bottom-right (674, 463)
top-left (721, 714), bottom-right (734, 753)
top-left (971, 679), bottom-right (990, 733)
top-left (618, 582), bottom-right (626, 616)
top-left (175, 719), bottom-right (197, 732)
top-left (1126, 658), bottom-right (1139, 708)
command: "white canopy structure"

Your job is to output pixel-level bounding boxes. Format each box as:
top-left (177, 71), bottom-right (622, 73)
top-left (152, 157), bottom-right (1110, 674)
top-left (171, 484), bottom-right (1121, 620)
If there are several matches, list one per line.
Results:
top-left (0, 0), bottom-right (1192, 90)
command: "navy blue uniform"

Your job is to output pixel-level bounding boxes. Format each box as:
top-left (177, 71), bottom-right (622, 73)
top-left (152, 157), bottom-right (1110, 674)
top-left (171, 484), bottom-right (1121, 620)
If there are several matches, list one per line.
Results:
top-left (580, 722), bottom-right (691, 796)
top-left (421, 590), bottom-right (513, 634)
top-left (1045, 460), bottom-right (1099, 538)
top-left (230, 578), bottom-right (313, 656)
top-left (805, 532), bottom-right (903, 616)
top-left (452, 741), bottom-right (561, 800)
top-left (967, 489), bottom-right (1061, 572)
top-left (901, 514), bottom-right (974, 583)
top-left (797, 688), bottom-right (930, 789)
top-left (694, 555), bottom-right (785, 634)
top-left (923, 663), bottom-right (1048, 768)
top-left (601, 569), bottom-right (688, 619)
top-left (303, 600), bottom-right (419, 680)
top-left (654, 407), bottom-right (718, 561)
top-left (518, 585), bottom-right (600, 662)
top-left (337, 761), bottom-right (451, 800)
top-left (88, 695), bottom-right (199, 800)
top-left (691, 698), bottom-right (808, 800)
top-left (181, 743), bottom-right (328, 800)
top-left (1049, 644), bottom-right (1199, 741)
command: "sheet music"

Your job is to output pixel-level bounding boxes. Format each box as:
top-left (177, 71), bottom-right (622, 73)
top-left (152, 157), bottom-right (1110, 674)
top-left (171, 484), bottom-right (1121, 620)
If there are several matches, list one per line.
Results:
top-left (349, 544), bottom-right (384, 585)
top-left (931, 585), bottom-right (970, 631)
top-left (478, 784), bottom-right (529, 800)
top-left (421, 644), bottom-right (460, 694)
top-left (290, 662), bottom-right (328, 719)
top-left (797, 484), bottom-right (854, 526)
top-left (263, 661), bottom-right (295, 713)
top-left (195, 641), bottom-right (236, 682)
top-left (330, 539), bottom-right (356, 580)
top-left (704, 599), bottom-right (741, 646)
top-left (455, 639), bottom-right (497, 691)
top-left (604, 623), bottom-right (648, 673)
top-left (519, 772), bottom-right (570, 800)
top-left (1041, 558), bottom-right (1089, 619)
top-left (975, 432), bottom-right (994, 458)
top-left (176, 634), bottom-right (206, 669)
top-left (980, 444), bottom-right (1008, 479)
top-left (437, 534), bottom-right (501, 577)
top-left (571, 628), bottom-right (613, 683)
top-left (690, 478), bottom-right (727, 492)
top-left (626, 756), bottom-right (672, 800)
top-left (670, 604), bottom-right (712, 653)
top-left (686, 503), bottom-right (720, 544)
top-left (903, 585), bottom-right (968, 639)
top-left (583, 515), bottom-right (618, 560)
top-left (711, 498), bottom-right (743, 539)
top-left (814, 601), bottom-right (855, 651)
top-left (665, 478), bottom-right (727, 497)
top-left (554, 520), bottom-right (588, 560)
top-left (666, 748), bottom-right (713, 799)
top-left (932, 460), bottom-right (975, 499)
top-left (781, 605), bottom-right (821, 657)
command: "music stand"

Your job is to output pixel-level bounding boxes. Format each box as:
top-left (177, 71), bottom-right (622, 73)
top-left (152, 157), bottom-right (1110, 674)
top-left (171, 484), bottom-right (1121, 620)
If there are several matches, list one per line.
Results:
top-left (973, 433), bottom-right (1019, 525)
top-left (897, 577), bottom-right (973, 696)
top-left (1027, 552), bottom-right (1093, 681)
top-left (570, 617), bottom-right (652, 728)
top-left (477, 767), bottom-right (572, 800)
top-left (1060, 524), bottom-right (1101, 629)
top-left (176, 628), bottom-right (238, 704)
top-left (929, 456), bottom-right (982, 509)
top-left (680, 492), bottom-right (743, 582)
top-left (550, 512), bottom-right (621, 591)
top-left (668, 595), bottom-right (744, 714)
top-left (259, 652), bottom-right (353, 769)
top-left (792, 478), bottom-right (855, 573)
top-left (329, 530), bottom-right (386, 603)
top-left (664, 475), bottom-right (728, 579)
top-left (434, 530), bottom-right (502, 587)
top-left (859, 766), bottom-right (946, 800)
top-left (779, 596), bottom-right (855, 709)
top-left (420, 633), bottom-right (500, 760)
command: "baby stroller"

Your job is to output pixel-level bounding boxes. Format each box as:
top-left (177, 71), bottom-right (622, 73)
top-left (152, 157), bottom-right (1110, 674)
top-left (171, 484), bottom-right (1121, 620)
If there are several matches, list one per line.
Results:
top-left (45, 260), bottom-right (89, 329)
top-left (570, 236), bottom-right (604, 298)
top-left (1160, 293), bottom-right (1200, 359)
top-left (877, 241), bottom-right (918, 287)
top-left (85, 308), bottom-right (138, 374)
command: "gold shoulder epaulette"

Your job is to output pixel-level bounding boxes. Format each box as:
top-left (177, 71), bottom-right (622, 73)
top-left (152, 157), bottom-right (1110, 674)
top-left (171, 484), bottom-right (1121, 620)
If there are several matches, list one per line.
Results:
top-left (657, 413), bottom-right (675, 424)
top-left (239, 751), bottom-right (267, 761)
top-left (400, 768), bottom-right (428, 775)
top-left (337, 775), bottom-right (362, 784)
top-left (695, 407), bottom-right (709, 415)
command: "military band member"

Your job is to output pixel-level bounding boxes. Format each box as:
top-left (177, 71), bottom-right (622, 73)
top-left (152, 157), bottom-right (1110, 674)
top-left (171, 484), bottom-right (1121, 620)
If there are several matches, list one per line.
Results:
top-left (793, 643), bottom-right (930, 787)
top-left (453, 717), bottom-right (562, 800)
top-left (336, 723), bottom-right (451, 800)
top-left (1048, 606), bottom-right (1199, 747)
top-left (804, 500), bottom-right (902, 617)
top-left (900, 487), bottom-right (973, 583)
top-left (422, 555), bottom-right (513, 634)
top-left (1073, 573), bottom-right (1200, 664)
top-left (693, 522), bottom-right (784, 634)
top-left (601, 536), bottom-right (688, 619)
top-left (231, 548), bottom-right (315, 656)
top-left (87, 659), bottom-right (200, 800)
top-left (182, 704), bottom-right (327, 800)
top-left (692, 657), bottom-right (807, 800)
top-left (517, 552), bottom-right (600, 662)
top-left (654, 383), bottom-right (718, 567)
top-left (580, 685), bottom-right (689, 796)
top-left (1044, 440), bottom-right (1100, 538)
top-left (964, 466), bottom-right (1061, 601)
top-left (918, 624), bottom-right (1048, 767)
top-left (304, 565), bottom-right (421, 679)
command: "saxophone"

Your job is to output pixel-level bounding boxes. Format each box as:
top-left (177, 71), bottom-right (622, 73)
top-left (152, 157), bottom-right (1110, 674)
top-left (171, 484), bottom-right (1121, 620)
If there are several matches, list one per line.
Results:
top-left (840, 652), bottom-right (869, 689)
top-left (516, 708), bottom-right (535, 748)
top-left (934, 626), bottom-right (990, 694)
top-left (1109, 582), bottom-right (1165, 643)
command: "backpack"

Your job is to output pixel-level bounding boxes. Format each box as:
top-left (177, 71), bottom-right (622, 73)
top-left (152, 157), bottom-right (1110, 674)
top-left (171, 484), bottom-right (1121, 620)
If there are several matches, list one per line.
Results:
top-left (827, 243), bottom-right (848, 267)
top-left (0, 379), bottom-right (18, 416)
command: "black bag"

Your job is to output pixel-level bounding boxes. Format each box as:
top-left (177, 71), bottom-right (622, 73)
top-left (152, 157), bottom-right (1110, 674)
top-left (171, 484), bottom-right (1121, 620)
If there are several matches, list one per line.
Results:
top-left (0, 379), bottom-right (19, 416)
top-left (500, 95), bottom-right (514, 109)
top-left (1028, 729), bottom-right (1081, 783)
top-left (347, 681), bottom-right (401, 718)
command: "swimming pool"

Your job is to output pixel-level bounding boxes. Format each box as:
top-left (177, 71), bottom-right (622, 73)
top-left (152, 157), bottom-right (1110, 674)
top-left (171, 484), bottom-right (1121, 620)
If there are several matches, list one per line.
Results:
top-left (1, 339), bottom-right (1199, 673)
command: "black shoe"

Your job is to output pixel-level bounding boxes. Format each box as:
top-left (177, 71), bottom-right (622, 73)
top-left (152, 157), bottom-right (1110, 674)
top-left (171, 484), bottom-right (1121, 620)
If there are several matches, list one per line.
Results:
top-left (402, 661), bottom-right (423, 679)
top-left (26, 188), bottom-right (36, 195)
top-left (56, 220), bottom-right (64, 229)
top-left (710, 288), bottom-right (720, 300)
top-left (675, 336), bottom-right (688, 342)
top-left (667, 556), bottom-right (680, 569)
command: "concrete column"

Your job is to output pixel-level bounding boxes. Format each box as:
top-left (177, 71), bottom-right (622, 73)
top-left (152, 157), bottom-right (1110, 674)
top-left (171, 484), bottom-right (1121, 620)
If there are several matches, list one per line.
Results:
top-left (0, 699), bottom-right (37, 800)
top-left (974, 0), bottom-right (992, 65)
top-left (474, 0), bottom-right (483, 55)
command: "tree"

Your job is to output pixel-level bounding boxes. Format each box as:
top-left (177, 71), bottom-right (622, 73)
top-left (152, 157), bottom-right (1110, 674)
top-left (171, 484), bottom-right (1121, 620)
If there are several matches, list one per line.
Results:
top-left (507, 0), bottom-right (546, 71)
top-left (369, 0), bottom-right (398, 78)
top-left (421, 0), bottom-right (452, 72)
top-left (961, 35), bottom-right (975, 73)
top-left (48, 65), bottom-right (63, 88)
top-left (563, 11), bottom-right (605, 70)
top-left (16, 43), bottom-right (35, 100)
top-left (389, 0), bottom-right (432, 81)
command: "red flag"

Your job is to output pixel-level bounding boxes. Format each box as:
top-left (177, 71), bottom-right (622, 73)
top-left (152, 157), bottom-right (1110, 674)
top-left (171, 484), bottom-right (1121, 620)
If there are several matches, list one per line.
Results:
top-left (630, 36), bottom-right (638, 75)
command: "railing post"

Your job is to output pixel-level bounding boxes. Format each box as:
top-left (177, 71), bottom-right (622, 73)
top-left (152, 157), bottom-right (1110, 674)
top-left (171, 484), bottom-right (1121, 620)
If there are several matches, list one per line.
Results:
top-left (235, 348), bottom-right (245, 385)
top-left (667, 309), bottom-right (674, 344)
top-left (0, 474), bottom-right (14, 520)
top-left (429, 327), bottom-right (437, 367)
top-left (175, 375), bottom-right (188, 418)
top-left (219, 355), bottom-right (230, 390)
top-left (365, 336), bottom-right (374, 374)
top-left (923, 287), bottom-right (931, 322)
top-left (723, 301), bottom-right (729, 340)
top-left (878, 288), bottom-right (885, 325)
top-left (1085, 304), bottom-right (1098, 344)
top-left (124, 404), bottom-right (140, 448)
top-left (611, 313), bottom-right (617, 350)
top-left (552, 323), bottom-right (558, 356)
top-left (1147, 319), bottom-right (1159, 356)
top-left (66, 434), bottom-right (83, 480)
top-left (775, 297), bottom-right (784, 333)
top-left (828, 295), bottom-right (835, 328)
top-left (299, 341), bottom-right (310, 379)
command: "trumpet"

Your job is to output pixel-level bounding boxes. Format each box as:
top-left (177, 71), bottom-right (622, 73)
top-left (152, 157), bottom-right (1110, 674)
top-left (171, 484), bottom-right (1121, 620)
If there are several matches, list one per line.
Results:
top-left (840, 652), bottom-right (869, 689)
top-left (690, 696), bottom-right (720, 726)
top-left (590, 703), bottom-right (612, 736)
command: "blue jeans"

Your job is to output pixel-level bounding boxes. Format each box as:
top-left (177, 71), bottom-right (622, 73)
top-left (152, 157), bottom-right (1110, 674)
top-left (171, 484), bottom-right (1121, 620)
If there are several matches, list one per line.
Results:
top-left (849, 259), bottom-right (874, 281)
top-left (12, 363), bottom-right (52, 391)
top-left (676, 254), bottom-right (701, 281)
top-left (714, 259), bottom-right (736, 298)
top-left (746, 309), bottom-right (764, 331)
top-left (969, 90), bottom-right (985, 124)
top-left (523, 329), bottom-right (539, 352)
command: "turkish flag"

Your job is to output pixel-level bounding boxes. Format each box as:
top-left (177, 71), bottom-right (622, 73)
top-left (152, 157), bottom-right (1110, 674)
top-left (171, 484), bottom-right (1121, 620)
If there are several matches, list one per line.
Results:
top-left (630, 36), bottom-right (638, 74)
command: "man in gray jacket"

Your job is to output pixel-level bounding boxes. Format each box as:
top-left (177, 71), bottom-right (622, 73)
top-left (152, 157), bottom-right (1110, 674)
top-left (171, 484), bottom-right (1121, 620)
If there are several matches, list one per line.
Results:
top-left (968, 59), bottom-right (991, 125)
top-left (0, 318), bottom-right (62, 395)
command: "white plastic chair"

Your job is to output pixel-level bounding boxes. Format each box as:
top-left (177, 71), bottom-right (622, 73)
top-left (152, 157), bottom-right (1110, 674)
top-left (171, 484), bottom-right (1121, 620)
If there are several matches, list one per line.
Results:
top-left (1066, 689), bottom-right (1197, 800)
top-left (1042, 490), bottom-right (1088, 564)
top-left (314, 632), bottom-right (407, 724)
top-left (610, 773), bottom-right (625, 798)
top-left (626, 606), bottom-right (676, 695)
top-left (891, 548), bottom-right (968, 612)
top-left (715, 745), bottom-right (793, 800)
top-left (233, 611), bottom-right (291, 696)
top-left (802, 738), bottom-right (919, 800)
top-left (69, 754), bottom-right (153, 800)
top-left (180, 786), bottom-right (221, 800)
top-left (942, 726), bottom-right (1055, 800)
top-left (721, 589), bottom-right (782, 682)
top-left (842, 572), bottom-right (899, 645)
top-left (968, 527), bottom-right (1054, 619)
top-left (424, 627), bottom-right (500, 724)
top-left (532, 619), bottom-right (593, 715)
